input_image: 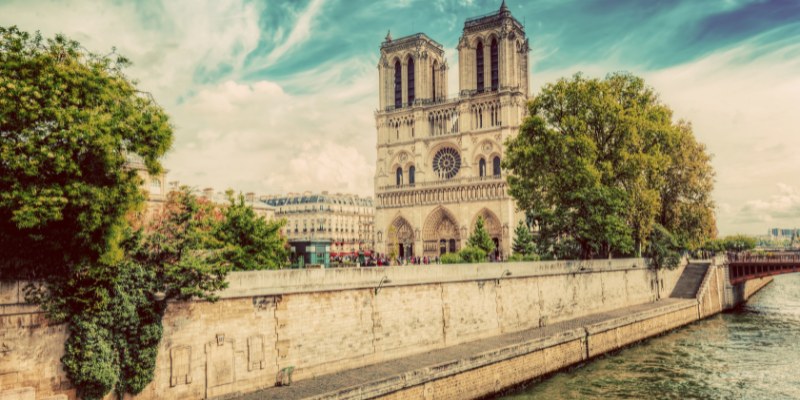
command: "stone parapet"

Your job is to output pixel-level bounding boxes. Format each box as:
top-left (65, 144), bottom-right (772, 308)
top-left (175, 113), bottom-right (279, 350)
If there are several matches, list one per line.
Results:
top-left (219, 258), bottom-right (648, 298)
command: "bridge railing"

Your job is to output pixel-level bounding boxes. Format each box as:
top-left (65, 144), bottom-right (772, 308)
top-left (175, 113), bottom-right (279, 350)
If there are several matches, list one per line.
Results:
top-left (727, 252), bottom-right (800, 264)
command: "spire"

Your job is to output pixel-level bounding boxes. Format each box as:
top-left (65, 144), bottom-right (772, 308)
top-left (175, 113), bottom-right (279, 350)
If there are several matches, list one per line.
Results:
top-left (500, 0), bottom-right (508, 11)
top-left (385, 30), bottom-right (392, 42)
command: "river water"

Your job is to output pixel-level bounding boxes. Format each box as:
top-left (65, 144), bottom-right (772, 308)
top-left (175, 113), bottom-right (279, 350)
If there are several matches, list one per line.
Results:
top-left (499, 273), bottom-right (800, 400)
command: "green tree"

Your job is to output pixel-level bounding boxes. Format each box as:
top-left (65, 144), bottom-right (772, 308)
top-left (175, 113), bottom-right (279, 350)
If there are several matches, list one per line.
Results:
top-left (386, 225), bottom-right (398, 265)
top-left (657, 122), bottom-right (717, 250)
top-left (645, 224), bottom-right (681, 270)
top-left (512, 220), bottom-right (535, 256)
top-left (131, 187), bottom-right (230, 302)
top-left (467, 216), bottom-right (495, 255)
top-left (0, 26), bottom-right (172, 281)
top-left (503, 73), bottom-right (716, 259)
top-left (720, 234), bottom-right (757, 252)
top-left (0, 27), bottom-right (285, 399)
top-left (215, 191), bottom-right (289, 270)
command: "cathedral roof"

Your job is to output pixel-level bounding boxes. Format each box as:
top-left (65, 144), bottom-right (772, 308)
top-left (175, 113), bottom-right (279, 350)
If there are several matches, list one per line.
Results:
top-left (463, 1), bottom-right (524, 33)
top-left (380, 32), bottom-right (443, 52)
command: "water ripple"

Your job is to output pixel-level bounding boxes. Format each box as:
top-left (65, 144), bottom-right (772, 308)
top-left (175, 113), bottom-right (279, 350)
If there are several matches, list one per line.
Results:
top-left (500, 274), bottom-right (800, 400)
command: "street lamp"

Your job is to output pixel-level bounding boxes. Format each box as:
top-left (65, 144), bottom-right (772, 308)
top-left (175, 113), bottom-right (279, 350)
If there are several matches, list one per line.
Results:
top-left (375, 275), bottom-right (392, 295)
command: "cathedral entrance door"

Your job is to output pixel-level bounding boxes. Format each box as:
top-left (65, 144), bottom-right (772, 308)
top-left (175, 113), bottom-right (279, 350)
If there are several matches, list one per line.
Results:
top-left (424, 207), bottom-right (462, 257)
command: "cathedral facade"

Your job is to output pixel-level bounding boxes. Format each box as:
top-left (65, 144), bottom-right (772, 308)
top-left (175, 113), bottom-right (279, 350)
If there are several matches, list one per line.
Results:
top-left (373, 2), bottom-right (530, 259)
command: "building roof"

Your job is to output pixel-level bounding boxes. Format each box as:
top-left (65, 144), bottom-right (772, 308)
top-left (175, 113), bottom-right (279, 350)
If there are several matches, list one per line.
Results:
top-left (463, 1), bottom-right (524, 32)
top-left (263, 193), bottom-right (374, 207)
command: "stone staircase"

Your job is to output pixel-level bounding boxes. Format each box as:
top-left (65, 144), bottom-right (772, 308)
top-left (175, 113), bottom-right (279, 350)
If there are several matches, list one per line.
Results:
top-left (670, 263), bottom-right (709, 298)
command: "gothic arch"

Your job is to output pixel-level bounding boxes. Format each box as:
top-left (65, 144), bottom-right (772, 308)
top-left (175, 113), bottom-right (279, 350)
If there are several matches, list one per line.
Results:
top-left (472, 208), bottom-right (503, 257)
top-left (387, 215), bottom-right (415, 257)
top-left (423, 207), bottom-right (461, 256)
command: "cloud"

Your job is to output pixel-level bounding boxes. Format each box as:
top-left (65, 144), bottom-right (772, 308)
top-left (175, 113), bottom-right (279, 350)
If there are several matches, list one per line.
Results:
top-left (3, 0), bottom-right (800, 235)
top-left (260, 0), bottom-right (326, 68)
top-left (165, 75), bottom-right (376, 197)
top-left (733, 184), bottom-right (800, 226)
top-left (0, 0), bottom-right (262, 105)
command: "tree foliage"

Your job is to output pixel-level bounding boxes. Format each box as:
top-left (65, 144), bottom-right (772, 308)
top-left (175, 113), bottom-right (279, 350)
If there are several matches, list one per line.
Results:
top-left (0, 26), bottom-right (172, 280)
top-left (703, 234), bottom-right (758, 252)
top-left (512, 219), bottom-right (536, 256)
top-left (439, 247), bottom-right (487, 264)
top-left (0, 27), bottom-right (288, 399)
top-left (645, 224), bottom-right (681, 270)
top-left (467, 216), bottom-right (495, 255)
top-left (503, 73), bottom-right (716, 260)
top-left (215, 191), bottom-right (289, 271)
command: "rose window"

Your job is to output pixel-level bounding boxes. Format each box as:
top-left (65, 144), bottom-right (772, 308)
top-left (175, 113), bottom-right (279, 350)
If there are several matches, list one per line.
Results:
top-left (432, 147), bottom-right (461, 180)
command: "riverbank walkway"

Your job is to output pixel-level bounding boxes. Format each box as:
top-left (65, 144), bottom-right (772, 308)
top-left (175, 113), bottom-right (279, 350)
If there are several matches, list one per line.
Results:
top-left (240, 298), bottom-right (696, 400)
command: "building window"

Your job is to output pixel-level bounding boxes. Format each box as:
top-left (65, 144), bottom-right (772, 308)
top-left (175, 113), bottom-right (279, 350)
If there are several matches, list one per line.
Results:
top-left (479, 158), bottom-right (486, 177)
top-left (432, 147), bottom-right (461, 180)
top-left (476, 41), bottom-right (484, 92)
top-left (394, 60), bottom-right (402, 108)
top-left (409, 165), bottom-right (415, 185)
top-left (396, 167), bottom-right (403, 186)
top-left (407, 57), bottom-right (415, 104)
top-left (491, 38), bottom-right (499, 91)
top-left (432, 62), bottom-right (437, 100)
top-left (493, 156), bottom-right (501, 176)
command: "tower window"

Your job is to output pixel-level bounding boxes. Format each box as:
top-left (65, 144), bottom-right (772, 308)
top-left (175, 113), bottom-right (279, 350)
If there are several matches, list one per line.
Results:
top-left (491, 38), bottom-right (499, 91)
top-left (479, 158), bottom-right (486, 177)
top-left (409, 166), bottom-right (415, 185)
top-left (394, 60), bottom-right (402, 108)
top-left (396, 167), bottom-right (403, 186)
top-left (407, 58), bottom-right (415, 105)
top-left (476, 41), bottom-right (484, 92)
top-left (493, 156), bottom-right (501, 176)
top-left (432, 62), bottom-right (437, 100)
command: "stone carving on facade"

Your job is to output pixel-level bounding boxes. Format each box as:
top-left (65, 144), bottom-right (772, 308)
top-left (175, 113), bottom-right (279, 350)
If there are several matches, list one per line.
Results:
top-left (457, 36), bottom-right (468, 50)
top-left (253, 295), bottom-right (281, 311)
top-left (170, 346), bottom-right (192, 387)
top-left (247, 335), bottom-right (266, 371)
top-left (374, 5), bottom-right (529, 258)
top-left (399, 152), bottom-right (408, 163)
top-left (206, 338), bottom-right (235, 389)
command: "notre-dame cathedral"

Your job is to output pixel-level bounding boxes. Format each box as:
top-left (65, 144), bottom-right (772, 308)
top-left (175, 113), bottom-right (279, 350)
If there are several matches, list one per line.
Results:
top-left (374, 1), bottom-right (530, 259)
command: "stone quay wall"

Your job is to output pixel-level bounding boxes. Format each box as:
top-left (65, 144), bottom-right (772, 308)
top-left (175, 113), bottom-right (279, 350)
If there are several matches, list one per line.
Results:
top-left (0, 257), bottom-right (770, 400)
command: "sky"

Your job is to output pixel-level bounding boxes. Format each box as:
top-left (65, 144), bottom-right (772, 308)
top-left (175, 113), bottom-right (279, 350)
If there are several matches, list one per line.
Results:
top-left (1, 0), bottom-right (799, 236)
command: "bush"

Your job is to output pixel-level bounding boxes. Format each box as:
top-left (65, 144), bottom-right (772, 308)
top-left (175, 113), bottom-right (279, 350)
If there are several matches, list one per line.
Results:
top-left (440, 253), bottom-right (464, 264)
top-left (459, 246), bottom-right (488, 263)
top-left (509, 253), bottom-right (540, 262)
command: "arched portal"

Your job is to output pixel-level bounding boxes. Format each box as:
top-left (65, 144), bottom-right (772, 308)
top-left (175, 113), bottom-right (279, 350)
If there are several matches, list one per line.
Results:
top-left (423, 207), bottom-right (461, 256)
top-left (387, 216), bottom-right (414, 258)
top-left (472, 208), bottom-right (503, 259)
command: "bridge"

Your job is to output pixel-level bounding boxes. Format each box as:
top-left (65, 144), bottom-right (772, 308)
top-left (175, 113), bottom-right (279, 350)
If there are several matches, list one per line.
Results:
top-left (727, 252), bottom-right (800, 285)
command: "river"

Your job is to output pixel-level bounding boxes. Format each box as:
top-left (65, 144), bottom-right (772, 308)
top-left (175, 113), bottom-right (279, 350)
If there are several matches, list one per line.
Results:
top-left (499, 273), bottom-right (800, 400)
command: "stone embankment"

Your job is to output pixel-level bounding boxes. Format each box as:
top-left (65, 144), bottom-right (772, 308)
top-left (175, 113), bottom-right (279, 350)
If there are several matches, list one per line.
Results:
top-left (0, 257), bottom-right (773, 400)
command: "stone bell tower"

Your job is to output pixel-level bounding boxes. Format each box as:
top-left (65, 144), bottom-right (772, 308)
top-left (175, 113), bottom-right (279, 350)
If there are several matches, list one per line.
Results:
top-left (377, 32), bottom-right (449, 112)
top-left (373, 2), bottom-right (530, 260)
top-left (458, 0), bottom-right (529, 96)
